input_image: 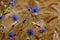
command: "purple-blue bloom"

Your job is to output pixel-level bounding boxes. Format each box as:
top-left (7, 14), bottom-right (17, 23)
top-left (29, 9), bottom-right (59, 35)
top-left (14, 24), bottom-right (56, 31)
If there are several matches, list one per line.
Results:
top-left (28, 6), bottom-right (39, 13)
top-left (12, 14), bottom-right (18, 21)
top-left (39, 28), bottom-right (45, 33)
top-left (27, 29), bottom-right (34, 36)
top-left (9, 0), bottom-right (16, 6)
top-left (8, 32), bottom-right (15, 39)
top-left (0, 15), bottom-right (2, 19)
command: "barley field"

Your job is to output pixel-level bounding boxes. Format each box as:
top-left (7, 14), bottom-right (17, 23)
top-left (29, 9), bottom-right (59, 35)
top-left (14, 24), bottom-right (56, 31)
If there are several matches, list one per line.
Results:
top-left (0, 0), bottom-right (60, 40)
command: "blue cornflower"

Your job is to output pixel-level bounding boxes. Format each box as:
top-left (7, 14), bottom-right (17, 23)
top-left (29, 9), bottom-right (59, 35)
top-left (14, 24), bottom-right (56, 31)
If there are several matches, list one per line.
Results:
top-left (9, 0), bottom-right (16, 6)
top-left (28, 6), bottom-right (39, 13)
top-left (0, 15), bottom-right (2, 19)
top-left (9, 0), bottom-right (14, 2)
top-left (39, 28), bottom-right (45, 33)
top-left (8, 32), bottom-right (15, 39)
top-left (12, 14), bottom-right (18, 21)
top-left (27, 29), bottom-right (34, 36)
